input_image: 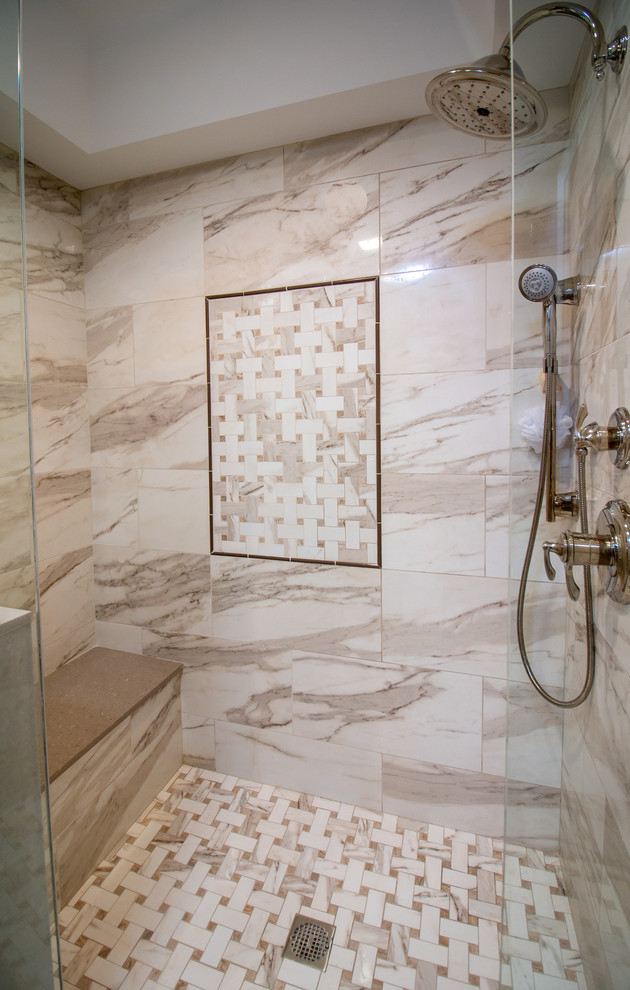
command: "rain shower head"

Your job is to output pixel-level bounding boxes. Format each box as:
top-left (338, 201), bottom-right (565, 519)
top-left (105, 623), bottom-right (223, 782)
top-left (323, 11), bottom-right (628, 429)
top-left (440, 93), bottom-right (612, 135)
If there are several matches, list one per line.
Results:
top-left (425, 2), bottom-right (627, 140)
top-left (425, 53), bottom-right (545, 139)
top-left (519, 264), bottom-right (558, 302)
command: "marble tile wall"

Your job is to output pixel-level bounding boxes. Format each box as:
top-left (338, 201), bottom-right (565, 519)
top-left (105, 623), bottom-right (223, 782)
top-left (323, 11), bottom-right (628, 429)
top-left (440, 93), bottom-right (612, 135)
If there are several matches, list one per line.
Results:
top-left (551, 1), bottom-right (630, 986)
top-left (0, 143), bottom-right (37, 616)
top-left (81, 92), bottom-right (571, 838)
top-left (24, 158), bottom-right (95, 672)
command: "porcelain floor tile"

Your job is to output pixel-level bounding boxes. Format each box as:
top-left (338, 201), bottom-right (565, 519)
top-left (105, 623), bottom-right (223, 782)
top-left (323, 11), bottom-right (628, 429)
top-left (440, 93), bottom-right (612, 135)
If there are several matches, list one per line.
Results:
top-left (58, 766), bottom-right (583, 990)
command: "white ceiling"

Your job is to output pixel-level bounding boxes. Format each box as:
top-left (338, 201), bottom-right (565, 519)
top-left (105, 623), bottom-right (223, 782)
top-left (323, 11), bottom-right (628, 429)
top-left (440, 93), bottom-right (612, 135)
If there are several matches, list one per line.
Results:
top-left (17, 0), bottom-right (581, 189)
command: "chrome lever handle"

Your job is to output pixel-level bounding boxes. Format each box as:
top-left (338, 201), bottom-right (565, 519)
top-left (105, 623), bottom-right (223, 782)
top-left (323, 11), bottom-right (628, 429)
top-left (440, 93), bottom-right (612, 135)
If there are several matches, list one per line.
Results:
top-left (575, 402), bottom-right (588, 434)
top-left (542, 539), bottom-right (559, 581)
top-left (543, 537), bottom-right (581, 599)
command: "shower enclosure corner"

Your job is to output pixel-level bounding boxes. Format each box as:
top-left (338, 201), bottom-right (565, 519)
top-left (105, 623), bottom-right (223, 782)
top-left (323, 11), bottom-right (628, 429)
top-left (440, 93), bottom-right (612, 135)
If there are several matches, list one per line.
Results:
top-left (505, 1), bottom-right (630, 988)
top-left (0, 0), bottom-right (61, 986)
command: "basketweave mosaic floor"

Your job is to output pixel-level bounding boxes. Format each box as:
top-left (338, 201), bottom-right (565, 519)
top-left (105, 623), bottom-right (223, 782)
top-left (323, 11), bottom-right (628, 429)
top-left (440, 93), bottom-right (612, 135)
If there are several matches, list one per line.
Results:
top-left (58, 766), bottom-right (585, 990)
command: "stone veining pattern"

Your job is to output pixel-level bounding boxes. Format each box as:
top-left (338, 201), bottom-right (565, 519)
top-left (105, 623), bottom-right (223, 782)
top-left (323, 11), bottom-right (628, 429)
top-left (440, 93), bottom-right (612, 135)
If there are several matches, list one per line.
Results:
top-left (208, 280), bottom-right (378, 565)
top-left (57, 766), bottom-right (584, 990)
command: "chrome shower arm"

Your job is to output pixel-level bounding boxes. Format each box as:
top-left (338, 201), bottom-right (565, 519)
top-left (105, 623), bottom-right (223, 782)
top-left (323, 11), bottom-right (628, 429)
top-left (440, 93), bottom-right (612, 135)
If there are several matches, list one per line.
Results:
top-left (499, 2), bottom-right (625, 79)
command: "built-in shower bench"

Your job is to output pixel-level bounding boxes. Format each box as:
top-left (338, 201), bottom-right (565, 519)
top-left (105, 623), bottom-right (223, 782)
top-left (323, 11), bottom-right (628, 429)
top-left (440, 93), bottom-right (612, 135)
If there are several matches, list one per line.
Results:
top-left (44, 647), bottom-right (182, 906)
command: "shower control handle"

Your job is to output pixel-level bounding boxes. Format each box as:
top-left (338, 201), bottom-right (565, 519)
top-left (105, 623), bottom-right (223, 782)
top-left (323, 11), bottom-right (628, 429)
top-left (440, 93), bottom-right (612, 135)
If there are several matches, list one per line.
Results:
top-left (542, 537), bottom-right (582, 600)
top-left (574, 403), bottom-right (630, 467)
top-left (542, 500), bottom-right (630, 604)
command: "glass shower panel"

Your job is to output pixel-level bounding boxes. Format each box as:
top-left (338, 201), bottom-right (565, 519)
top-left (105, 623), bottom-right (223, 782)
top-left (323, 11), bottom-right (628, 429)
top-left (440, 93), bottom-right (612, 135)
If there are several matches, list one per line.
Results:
top-left (0, 0), bottom-right (60, 986)
top-left (505, 0), bottom-right (630, 987)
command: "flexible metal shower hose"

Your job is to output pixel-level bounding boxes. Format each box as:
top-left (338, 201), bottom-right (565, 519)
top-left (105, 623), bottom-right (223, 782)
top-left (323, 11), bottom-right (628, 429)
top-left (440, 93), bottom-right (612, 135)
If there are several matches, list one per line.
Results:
top-left (516, 376), bottom-right (596, 708)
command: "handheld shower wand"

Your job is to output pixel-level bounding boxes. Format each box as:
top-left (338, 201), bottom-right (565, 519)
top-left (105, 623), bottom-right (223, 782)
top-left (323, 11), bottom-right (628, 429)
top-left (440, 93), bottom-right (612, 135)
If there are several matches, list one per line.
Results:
top-left (516, 264), bottom-right (596, 708)
top-left (518, 264), bottom-right (578, 522)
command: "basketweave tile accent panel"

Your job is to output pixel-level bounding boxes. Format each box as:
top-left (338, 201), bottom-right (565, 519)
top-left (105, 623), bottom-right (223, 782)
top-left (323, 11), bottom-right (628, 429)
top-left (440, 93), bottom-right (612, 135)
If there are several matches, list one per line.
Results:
top-left (207, 279), bottom-right (380, 566)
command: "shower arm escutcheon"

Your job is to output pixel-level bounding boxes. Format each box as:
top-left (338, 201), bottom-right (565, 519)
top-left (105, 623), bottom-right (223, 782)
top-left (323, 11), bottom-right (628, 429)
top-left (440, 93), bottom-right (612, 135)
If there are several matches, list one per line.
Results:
top-left (543, 499), bottom-right (630, 604)
top-left (499, 2), bottom-right (628, 80)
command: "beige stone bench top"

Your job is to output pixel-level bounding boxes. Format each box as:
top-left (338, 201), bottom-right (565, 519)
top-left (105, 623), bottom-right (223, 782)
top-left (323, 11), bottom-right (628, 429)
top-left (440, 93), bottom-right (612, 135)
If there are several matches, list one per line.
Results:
top-left (45, 647), bottom-right (182, 782)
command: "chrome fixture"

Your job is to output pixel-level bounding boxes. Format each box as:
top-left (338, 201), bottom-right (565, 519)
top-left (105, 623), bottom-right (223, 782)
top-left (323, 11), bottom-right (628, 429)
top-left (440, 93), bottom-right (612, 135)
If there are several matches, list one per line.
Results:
top-left (282, 915), bottom-right (335, 972)
top-left (544, 500), bottom-right (630, 605)
top-left (574, 403), bottom-right (630, 468)
top-left (425, 2), bottom-right (628, 139)
top-left (516, 263), bottom-right (594, 709)
top-left (518, 264), bottom-right (580, 524)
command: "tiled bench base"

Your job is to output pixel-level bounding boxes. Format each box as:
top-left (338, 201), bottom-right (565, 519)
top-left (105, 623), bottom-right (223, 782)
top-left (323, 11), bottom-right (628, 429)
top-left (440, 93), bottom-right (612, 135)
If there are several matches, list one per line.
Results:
top-left (45, 647), bottom-right (182, 906)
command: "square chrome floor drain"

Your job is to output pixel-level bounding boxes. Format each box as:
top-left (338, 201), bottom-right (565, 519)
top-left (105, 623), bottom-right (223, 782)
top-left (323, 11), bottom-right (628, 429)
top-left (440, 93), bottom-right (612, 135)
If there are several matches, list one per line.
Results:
top-left (282, 914), bottom-right (336, 971)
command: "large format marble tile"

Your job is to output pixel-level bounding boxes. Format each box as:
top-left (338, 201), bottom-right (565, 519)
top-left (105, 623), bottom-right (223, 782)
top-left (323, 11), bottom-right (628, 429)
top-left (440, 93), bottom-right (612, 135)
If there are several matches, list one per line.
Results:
top-left (382, 756), bottom-right (505, 837)
top-left (211, 555), bottom-right (380, 660)
top-left (379, 265), bottom-right (486, 375)
top-left (49, 714), bottom-right (132, 837)
top-left (0, 306), bottom-right (25, 383)
top-left (561, 711), bottom-right (607, 921)
top-left (504, 779), bottom-right (561, 853)
top-left (0, 472), bottom-right (33, 573)
top-left (94, 546), bottom-right (211, 636)
top-left (34, 470), bottom-right (92, 561)
top-left (617, 159), bottom-right (630, 340)
top-left (27, 295), bottom-right (87, 386)
top-left (84, 209), bottom-right (205, 308)
top-left (39, 547), bottom-right (94, 650)
top-left (203, 176), bottom-right (379, 294)
top-left (137, 469), bottom-right (209, 554)
top-left (30, 383), bottom-right (91, 473)
top-left (380, 142), bottom-right (568, 274)
top-left (87, 297), bottom-right (206, 389)
top-left (569, 650), bottom-right (630, 866)
top-left (94, 619), bottom-right (143, 654)
top-left (381, 473), bottom-right (485, 574)
top-left (382, 569), bottom-right (508, 679)
top-left (25, 203), bottom-right (83, 307)
top-left (86, 306), bottom-right (135, 388)
top-left (293, 651), bottom-right (483, 771)
top-left (82, 147), bottom-right (284, 228)
top-left (214, 721), bottom-right (382, 810)
top-left (381, 370), bottom-right (510, 475)
top-left (482, 677), bottom-right (507, 779)
top-left (507, 578), bottom-right (567, 692)
top-left (485, 475), bottom-right (509, 580)
top-left (143, 630), bottom-right (291, 731)
top-left (182, 711), bottom-right (215, 768)
top-left (24, 159), bottom-right (81, 229)
top-left (91, 467), bottom-right (139, 546)
top-left (41, 620), bottom-right (95, 676)
top-left (133, 296), bottom-right (206, 385)
top-left (505, 682), bottom-right (563, 789)
top-left (89, 384), bottom-right (208, 470)
top-left (0, 563), bottom-right (36, 614)
top-left (0, 382), bottom-right (32, 478)
top-left (0, 176), bottom-right (23, 296)
top-left (284, 115), bottom-right (485, 188)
